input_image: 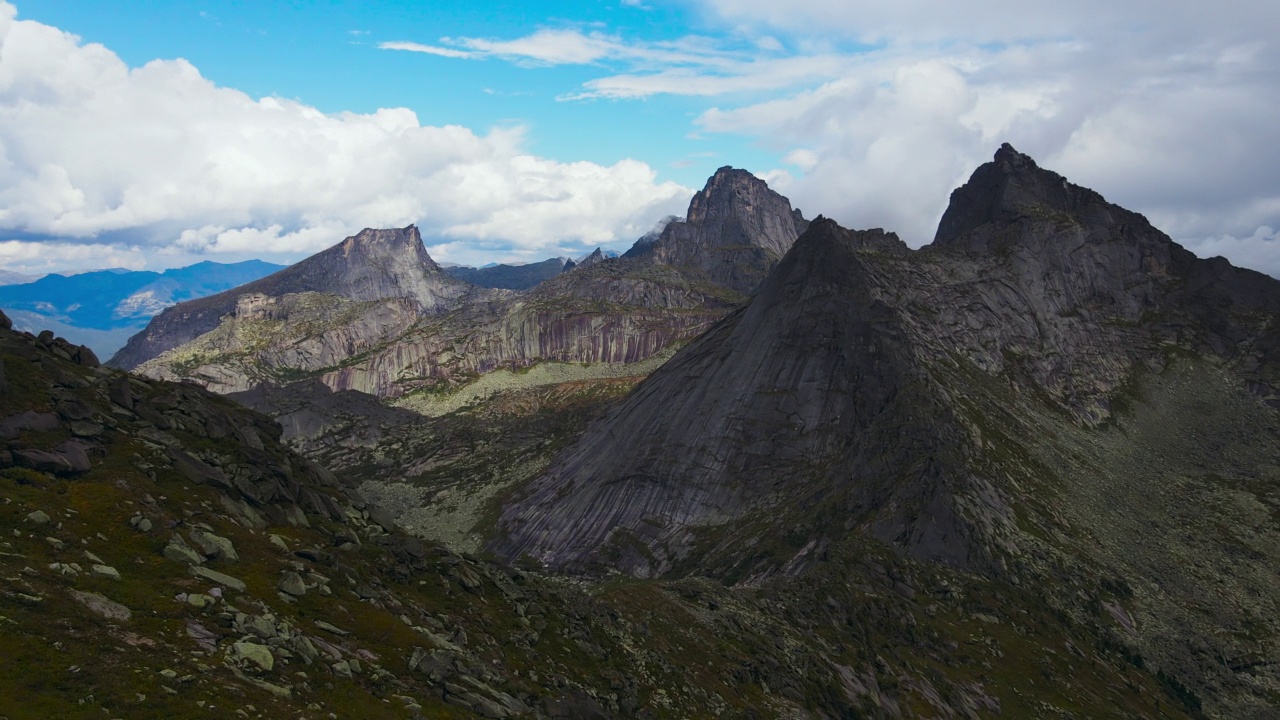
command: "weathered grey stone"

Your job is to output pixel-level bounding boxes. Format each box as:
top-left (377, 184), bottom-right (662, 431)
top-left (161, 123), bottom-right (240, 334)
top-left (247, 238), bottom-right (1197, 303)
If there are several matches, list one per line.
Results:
top-left (90, 564), bottom-right (120, 580)
top-left (26, 510), bottom-right (51, 525)
top-left (190, 565), bottom-right (247, 592)
top-left (163, 536), bottom-right (205, 566)
top-left (314, 620), bottom-right (348, 636)
top-left (277, 571), bottom-right (307, 597)
top-left (230, 641), bottom-right (274, 672)
top-left (188, 529), bottom-right (238, 562)
top-left (70, 589), bottom-right (130, 620)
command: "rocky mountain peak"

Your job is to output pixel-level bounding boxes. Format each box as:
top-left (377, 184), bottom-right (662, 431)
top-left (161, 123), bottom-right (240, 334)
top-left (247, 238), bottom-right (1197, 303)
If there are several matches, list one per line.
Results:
top-left (933, 143), bottom-right (1110, 248)
top-left (337, 225), bottom-right (441, 273)
top-left (681, 167), bottom-right (800, 257)
top-left (623, 166), bottom-right (806, 295)
top-left (577, 248), bottom-right (605, 268)
top-left (109, 225), bottom-right (479, 370)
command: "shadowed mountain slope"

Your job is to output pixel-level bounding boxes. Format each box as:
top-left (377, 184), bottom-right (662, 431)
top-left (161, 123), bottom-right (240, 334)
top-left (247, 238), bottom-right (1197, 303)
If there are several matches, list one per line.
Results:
top-left (493, 145), bottom-right (1280, 718)
top-left (2, 307), bottom-right (1195, 719)
top-left (442, 257), bottom-right (568, 290)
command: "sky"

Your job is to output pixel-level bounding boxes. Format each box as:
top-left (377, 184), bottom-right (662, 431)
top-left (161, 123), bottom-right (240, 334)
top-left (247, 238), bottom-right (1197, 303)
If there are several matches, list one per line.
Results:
top-left (0, 0), bottom-right (1278, 277)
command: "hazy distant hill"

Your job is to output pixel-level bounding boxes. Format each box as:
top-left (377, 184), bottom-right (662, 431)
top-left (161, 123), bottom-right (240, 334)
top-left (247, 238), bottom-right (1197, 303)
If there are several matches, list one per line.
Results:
top-left (442, 257), bottom-right (568, 289)
top-left (0, 269), bottom-right (42, 286)
top-left (0, 259), bottom-right (283, 356)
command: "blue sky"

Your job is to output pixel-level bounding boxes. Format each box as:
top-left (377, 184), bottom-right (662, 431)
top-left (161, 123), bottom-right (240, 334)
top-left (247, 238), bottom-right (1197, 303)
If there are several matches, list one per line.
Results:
top-left (2, 0), bottom-right (1279, 276)
top-left (19, 0), bottom-right (782, 185)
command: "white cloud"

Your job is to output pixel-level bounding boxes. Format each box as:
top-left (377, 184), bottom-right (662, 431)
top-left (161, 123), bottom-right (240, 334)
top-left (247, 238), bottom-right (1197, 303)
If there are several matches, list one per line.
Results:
top-left (0, 3), bottom-right (691, 271)
top-left (1186, 226), bottom-right (1280, 279)
top-left (377, 41), bottom-right (476, 59)
top-left (681, 2), bottom-right (1280, 277)
top-left (0, 239), bottom-right (147, 274)
top-left (384, 27), bottom-right (821, 99)
top-left (700, 0), bottom-right (1279, 45)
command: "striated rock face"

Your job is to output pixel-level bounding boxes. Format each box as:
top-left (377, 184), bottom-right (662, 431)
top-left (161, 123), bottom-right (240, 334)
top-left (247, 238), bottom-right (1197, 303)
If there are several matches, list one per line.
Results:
top-left (494, 145), bottom-right (1280, 718)
top-left (494, 221), bottom-right (992, 578)
top-left (118, 168), bottom-right (799, 400)
top-left (626, 167), bottom-right (808, 295)
top-left (499, 145), bottom-right (1280, 579)
top-left (110, 226), bottom-right (484, 370)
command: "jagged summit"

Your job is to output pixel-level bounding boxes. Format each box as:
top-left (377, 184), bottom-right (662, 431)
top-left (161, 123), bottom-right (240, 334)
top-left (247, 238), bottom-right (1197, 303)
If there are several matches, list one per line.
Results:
top-left (109, 225), bottom-right (478, 370)
top-left (575, 248), bottom-right (605, 269)
top-left (494, 216), bottom-right (975, 578)
top-left (336, 224), bottom-right (441, 271)
top-left (932, 143), bottom-right (1115, 248)
top-left (624, 166), bottom-right (808, 295)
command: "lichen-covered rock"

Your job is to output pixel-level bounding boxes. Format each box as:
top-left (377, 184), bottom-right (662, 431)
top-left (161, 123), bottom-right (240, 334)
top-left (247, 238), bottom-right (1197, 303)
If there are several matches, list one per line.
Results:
top-left (188, 529), bottom-right (238, 562)
top-left (230, 641), bottom-right (274, 672)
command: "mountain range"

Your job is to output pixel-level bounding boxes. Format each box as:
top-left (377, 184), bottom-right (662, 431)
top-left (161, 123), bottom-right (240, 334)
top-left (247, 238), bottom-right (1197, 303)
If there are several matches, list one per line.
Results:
top-left (4, 146), bottom-right (1278, 718)
top-left (0, 260), bottom-right (283, 357)
top-left (442, 258), bottom-right (570, 290)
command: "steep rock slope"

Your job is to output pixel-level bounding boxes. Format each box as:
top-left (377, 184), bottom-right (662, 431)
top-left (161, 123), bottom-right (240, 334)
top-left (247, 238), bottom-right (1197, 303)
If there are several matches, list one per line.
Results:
top-left (495, 146), bottom-right (1280, 718)
top-left (2, 310), bottom-right (1194, 719)
top-left (110, 226), bottom-right (483, 370)
top-left (492, 221), bottom-right (989, 580)
top-left (120, 168), bottom-right (801, 400)
top-left (625, 166), bottom-right (809, 295)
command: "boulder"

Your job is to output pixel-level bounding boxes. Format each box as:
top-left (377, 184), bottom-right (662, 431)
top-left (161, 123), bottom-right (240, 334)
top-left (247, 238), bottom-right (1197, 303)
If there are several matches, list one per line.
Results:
top-left (230, 641), bottom-right (274, 672)
top-left (277, 571), bottom-right (307, 597)
top-left (162, 535), bottom-right (205, 566)
top-left (188, 529), bottom-right (238, 562)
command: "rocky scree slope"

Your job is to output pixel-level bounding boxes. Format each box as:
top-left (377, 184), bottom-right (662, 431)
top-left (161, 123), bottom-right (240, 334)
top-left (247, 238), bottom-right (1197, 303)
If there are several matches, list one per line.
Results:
top-left (495, 145), bottom-right (1280, 718)
top-left (0, 309), bottom-right (1191, 719)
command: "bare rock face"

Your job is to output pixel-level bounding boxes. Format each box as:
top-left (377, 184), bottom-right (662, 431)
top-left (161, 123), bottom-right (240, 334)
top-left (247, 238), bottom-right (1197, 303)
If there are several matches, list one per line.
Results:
top-left (494, 220), bottom-right (992, 578)
top-left (117, 169), bottom-right (805, 401)
top-left (626, 167), bottom-right (809, 295)
top-left (495, 145), bottom-right (1280, 579)
top-left (109, 226), bottom-right (481, 370)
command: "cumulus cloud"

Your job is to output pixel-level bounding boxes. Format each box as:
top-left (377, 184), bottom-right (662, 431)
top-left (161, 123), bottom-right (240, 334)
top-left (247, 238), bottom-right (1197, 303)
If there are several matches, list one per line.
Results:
top-left (686, 1), bottom-right (1280, 278)
top-left (0, 239), bottom-right (147, 275)
top-left (0, 3), bottom-right (690, 270)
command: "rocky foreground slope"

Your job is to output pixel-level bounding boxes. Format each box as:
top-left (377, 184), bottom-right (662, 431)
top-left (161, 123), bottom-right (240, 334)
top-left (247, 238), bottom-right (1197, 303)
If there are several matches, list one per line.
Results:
top-left (495, 145), bottom-right (1280, 718)
top-left (0, 309), bottom-right (1196, 719)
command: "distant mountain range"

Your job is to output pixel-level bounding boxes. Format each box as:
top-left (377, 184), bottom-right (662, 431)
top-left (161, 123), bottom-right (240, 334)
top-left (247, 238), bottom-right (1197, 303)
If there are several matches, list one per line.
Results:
top-left (0, 269), bottom-right (42, 286)
top-left (0, 260), bottom-right (283, 357)
top-left (442, 257), bottom-right (569, 290)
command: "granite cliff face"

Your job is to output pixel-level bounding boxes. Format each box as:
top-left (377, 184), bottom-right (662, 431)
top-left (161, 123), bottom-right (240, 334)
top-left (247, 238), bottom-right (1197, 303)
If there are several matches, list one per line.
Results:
top-left (494, 146), bottom-right (1280, 718)
top-left (109, 226), bottom-right (483, 370)
top-left (492, 221), bottom-right (984, 579)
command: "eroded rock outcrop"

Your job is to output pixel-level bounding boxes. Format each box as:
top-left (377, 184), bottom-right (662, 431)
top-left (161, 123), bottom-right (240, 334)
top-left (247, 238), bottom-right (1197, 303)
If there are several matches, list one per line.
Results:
top-left (110, 226), bottom-right (486, 370)
top-left (625, 167), bottom-right (808, 295)
top-left (119, 168), bottom-right (801, 401)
